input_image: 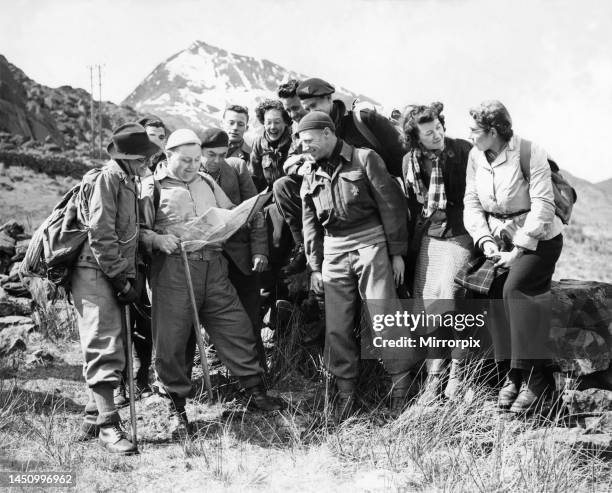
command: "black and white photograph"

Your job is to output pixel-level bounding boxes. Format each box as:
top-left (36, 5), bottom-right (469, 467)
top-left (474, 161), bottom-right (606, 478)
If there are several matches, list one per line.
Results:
top-left (1, 0), bottom-right (611, 491)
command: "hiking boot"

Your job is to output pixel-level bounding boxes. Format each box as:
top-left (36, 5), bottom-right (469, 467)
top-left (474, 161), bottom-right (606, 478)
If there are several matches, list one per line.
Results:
top-left (152, 379), bottom-right (169, 398)
top-left (98, 423), bottom-right (137, 455)
top-left (498, 369), bottom-right (521, 410)
top-left (281, 244), bottom-right (306, 277)
top-left (114, 383), bottom-right (128, 408)
top-left (169, 406), bottom-right (192, 440)
top-left (245, 386), bottom-right (284, 412)
top-left (510, 370), bottom-right (549, 414)
top-left (334, 392), bottom-right (357, 422)
top-left (134, 383), bottom-right (153, 400)
top-left (76, 421), bottom-right (99, 442)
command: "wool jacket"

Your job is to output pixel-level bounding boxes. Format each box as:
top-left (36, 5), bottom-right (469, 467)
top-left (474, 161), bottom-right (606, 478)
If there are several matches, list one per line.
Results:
top-left (301, 140), bottom-right (408, 272)
top-left (202, 157), bottom-right (268, 275)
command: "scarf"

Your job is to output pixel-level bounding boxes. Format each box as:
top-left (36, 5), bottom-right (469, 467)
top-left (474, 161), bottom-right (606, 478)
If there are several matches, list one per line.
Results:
top-left (404, 144), bottom-right (447, 218)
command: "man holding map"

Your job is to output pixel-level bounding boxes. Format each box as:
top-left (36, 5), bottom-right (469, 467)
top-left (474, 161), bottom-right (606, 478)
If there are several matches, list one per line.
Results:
top-left (139, 129), bottom-right (282, 437)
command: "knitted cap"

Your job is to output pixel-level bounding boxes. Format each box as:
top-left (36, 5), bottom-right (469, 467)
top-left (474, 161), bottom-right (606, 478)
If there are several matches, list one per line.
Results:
top-left (166, 129), bottom-right (201, 151)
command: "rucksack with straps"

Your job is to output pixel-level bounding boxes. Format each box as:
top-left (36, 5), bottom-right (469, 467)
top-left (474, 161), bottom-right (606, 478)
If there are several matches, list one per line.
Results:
top-left (519, 139), bottom-right (577, 225)
top-left (20, 167), bottom-right (103, 292)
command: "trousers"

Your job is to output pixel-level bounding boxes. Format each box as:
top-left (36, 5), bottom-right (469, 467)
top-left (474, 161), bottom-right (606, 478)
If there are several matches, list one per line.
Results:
top-left (150, 252), bottom-right (262, 404)
top-left (487, 234), bottom-right (563, 370)
top-left (322, 242), bottom-right (418, 382)
top-left (71, 267), bottom-right (125, 388)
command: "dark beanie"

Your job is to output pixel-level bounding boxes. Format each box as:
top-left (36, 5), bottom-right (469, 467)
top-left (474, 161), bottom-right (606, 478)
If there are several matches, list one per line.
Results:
top-left (200, 128), bottom-right (229, 148)
top-left (296, 111), bottom-right (336, 135)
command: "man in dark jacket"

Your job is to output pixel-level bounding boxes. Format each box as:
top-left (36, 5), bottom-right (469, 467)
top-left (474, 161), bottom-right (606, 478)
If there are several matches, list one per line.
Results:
top-left (273, 77), bottom-right (406, 276)
top-left (73, 123), bottom-right (158, 454)
top-left (298, 112), bottom-right (417, 420)
top-left (200, 128), bottom-right (269, 369)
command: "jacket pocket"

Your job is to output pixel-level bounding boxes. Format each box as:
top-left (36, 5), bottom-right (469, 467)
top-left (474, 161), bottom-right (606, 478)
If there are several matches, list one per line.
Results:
top-left (338, 170), bottom-right (368, 209)
top-left (306, 180), bottom-right (334, 225)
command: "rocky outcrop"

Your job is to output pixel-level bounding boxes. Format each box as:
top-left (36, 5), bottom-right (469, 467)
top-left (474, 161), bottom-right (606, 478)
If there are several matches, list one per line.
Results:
top-left (0, 54), bottom-right (139, 153)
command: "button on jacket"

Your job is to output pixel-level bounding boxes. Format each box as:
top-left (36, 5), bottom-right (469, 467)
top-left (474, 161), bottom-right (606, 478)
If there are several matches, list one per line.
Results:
top-left (463, 134), bottom-right (563, 251)
top-left (75, 159), bottom-right (139, 279)
top-left (301, 141), bottom-right (408, 272)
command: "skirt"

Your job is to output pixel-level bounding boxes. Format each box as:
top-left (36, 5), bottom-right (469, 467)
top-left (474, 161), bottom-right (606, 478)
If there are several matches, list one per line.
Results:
top-left (413, 233), bottom-right (474, 299)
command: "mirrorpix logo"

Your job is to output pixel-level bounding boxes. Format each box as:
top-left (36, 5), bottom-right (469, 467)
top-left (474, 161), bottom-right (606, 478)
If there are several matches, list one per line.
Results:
top-left (370, 308), bottom-right (488, 349)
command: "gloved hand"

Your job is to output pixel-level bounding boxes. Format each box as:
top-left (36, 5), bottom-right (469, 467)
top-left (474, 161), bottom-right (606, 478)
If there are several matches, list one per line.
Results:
top-left (109, 273), bottom-right (139, 305)
top-left (117, 281), bottom-right (139, 305)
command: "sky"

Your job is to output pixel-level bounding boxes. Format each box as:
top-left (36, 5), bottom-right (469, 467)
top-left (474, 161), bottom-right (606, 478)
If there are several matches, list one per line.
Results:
top-left (1, 0), bottom-right (611, 182)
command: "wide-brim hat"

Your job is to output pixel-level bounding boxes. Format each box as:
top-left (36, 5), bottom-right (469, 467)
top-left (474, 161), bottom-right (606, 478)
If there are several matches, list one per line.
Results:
top-left (106, 122), bottom-right (160, 160)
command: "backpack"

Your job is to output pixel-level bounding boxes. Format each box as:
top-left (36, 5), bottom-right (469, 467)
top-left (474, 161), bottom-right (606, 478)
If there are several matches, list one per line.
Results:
top-left (20, 168), bottom-right (103, 291)
top-left (519, 139), bottom-right (577, 225)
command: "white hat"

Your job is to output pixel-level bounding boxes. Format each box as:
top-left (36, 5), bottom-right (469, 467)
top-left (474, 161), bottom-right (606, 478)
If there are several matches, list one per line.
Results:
top-left (166, 129), bottom-right (201, 151)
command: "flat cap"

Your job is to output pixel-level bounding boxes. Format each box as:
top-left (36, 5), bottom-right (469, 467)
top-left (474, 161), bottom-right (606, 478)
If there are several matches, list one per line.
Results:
top-left (297, 78), bottom-right (335, 99)
top-left (166, 129), bottom-right (201, 151)
top-left (200, 128), bottom-right (229, 148)
top-left (296, 111), bottom-right (336, 135)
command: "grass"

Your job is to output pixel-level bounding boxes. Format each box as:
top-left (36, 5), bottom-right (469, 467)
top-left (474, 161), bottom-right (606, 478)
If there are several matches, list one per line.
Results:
top-left (0, 285), bottom-right (611, 491)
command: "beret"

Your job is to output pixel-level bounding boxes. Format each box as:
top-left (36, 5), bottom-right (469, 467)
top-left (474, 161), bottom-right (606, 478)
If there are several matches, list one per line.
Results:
top-left (200, 128), bottom-right (229, 148)
top-left (296, 111), bottom-right (336, 134)
top-left (166, 129), bottom-right (201, 151)
top-left (297, 78), bottom-right (335, 99)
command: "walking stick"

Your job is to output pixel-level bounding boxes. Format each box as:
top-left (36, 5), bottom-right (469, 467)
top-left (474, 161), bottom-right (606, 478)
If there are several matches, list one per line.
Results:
top-left (120, 305), bottom-right (139, 452)
top-left (180, 244), bottom-right (214, 401)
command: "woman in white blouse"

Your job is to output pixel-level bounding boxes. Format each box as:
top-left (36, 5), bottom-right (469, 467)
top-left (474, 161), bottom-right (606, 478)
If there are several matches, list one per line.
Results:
top-left (463, 100), bottom-right (563, 413)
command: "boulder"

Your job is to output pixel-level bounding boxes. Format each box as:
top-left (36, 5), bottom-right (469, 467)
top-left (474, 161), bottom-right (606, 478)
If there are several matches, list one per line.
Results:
top-left (11, 239), bottom-right (30, 262)
top-left (0, 324), bottom-right (31, 355)
top-left (0, 315), bottom-right (36, 331)
top-left (0, 221), bottom-right (25, 239)
top-left (585, 412), bottom-right (612, 434)
top-left (563, 388), bottom-right (612, 415)
top-left (0, 294), bottom-right (33, 316)
top-left (0, 230), bottom-right (15, 256)
top-left (2, 282), bottom-right (30, 298)
top-left (550, 280), bottom-right (612, 376)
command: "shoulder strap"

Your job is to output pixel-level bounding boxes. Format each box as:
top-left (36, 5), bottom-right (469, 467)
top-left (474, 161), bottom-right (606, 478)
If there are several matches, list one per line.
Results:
top-left (352, 109), bottom-right (383, 155)
top-left (519, 138), bottom-right (532, 183)
top-left (198, 172), bottom-right (217, 192)
top-left (153, 179), bottom-right (161, 212)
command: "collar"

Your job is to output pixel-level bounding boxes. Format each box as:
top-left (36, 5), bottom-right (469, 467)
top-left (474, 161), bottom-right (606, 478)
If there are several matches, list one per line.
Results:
top-left (108, 159), bottom-right (135, 182)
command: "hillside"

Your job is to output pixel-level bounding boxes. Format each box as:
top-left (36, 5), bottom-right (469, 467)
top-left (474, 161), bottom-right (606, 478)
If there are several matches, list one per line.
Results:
top-left (122, 40), bottom-right (378, 131)
top-left (0, 54), bottom-right (138, 155)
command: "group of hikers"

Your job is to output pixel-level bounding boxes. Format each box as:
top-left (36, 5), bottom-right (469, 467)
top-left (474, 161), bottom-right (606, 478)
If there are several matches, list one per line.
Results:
top-left (68, 76), bottom-right (565, 455)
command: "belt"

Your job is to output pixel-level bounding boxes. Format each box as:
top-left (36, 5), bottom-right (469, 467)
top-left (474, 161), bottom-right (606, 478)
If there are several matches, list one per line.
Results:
top-left (488, 209), bottom-right (530, 220)
top-left (168, 249), bottom-right (220, 261)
